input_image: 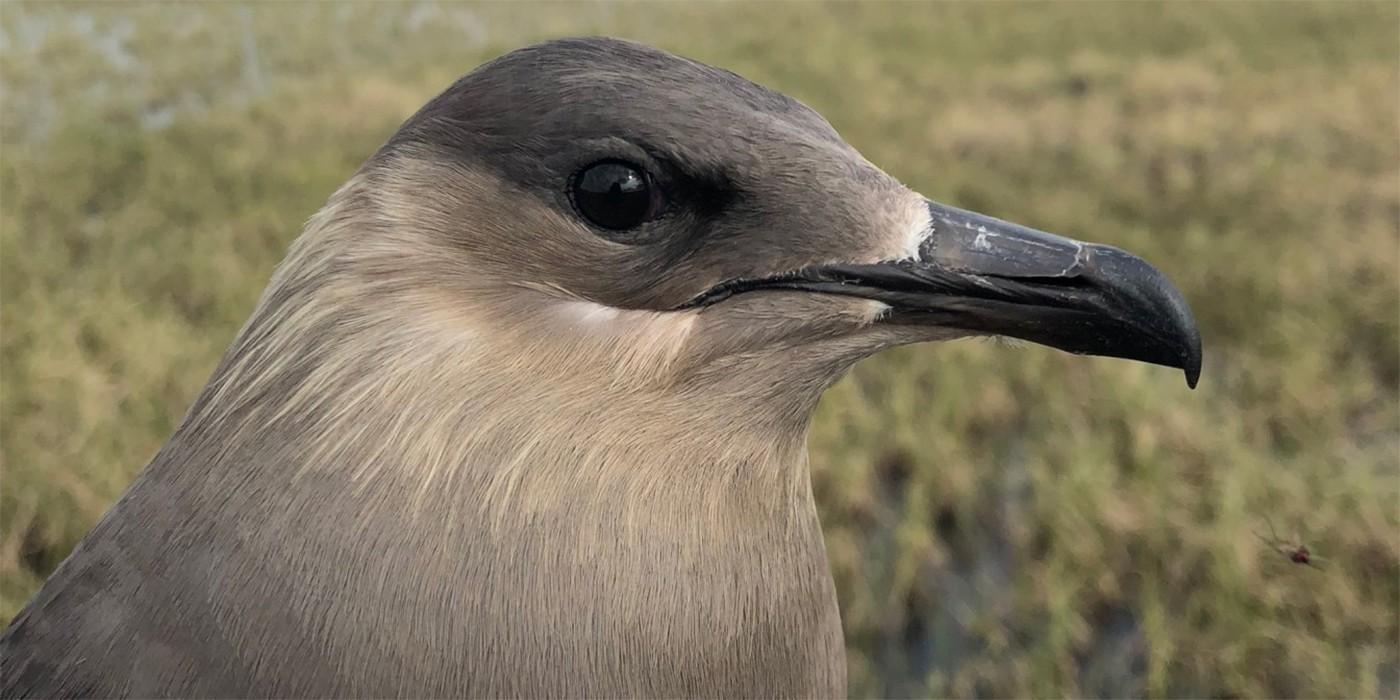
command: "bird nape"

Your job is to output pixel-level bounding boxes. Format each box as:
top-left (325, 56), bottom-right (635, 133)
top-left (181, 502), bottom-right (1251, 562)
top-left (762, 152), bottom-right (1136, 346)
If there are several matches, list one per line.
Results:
top-left (0, 37), bottom-right (1200, 698)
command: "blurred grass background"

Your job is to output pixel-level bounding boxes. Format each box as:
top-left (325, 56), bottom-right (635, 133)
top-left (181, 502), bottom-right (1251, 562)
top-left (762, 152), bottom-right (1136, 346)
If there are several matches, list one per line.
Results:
top-left (2, 2), bottom-right (1397, 697)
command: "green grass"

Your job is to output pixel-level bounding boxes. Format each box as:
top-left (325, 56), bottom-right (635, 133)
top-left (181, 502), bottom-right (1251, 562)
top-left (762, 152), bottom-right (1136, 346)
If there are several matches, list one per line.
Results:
top-left (3, 2), bottom-right (1397, 697)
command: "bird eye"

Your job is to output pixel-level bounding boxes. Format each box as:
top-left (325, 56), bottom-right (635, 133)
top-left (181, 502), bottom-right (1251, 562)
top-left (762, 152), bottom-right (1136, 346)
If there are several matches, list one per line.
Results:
top-left (569, 160), bottom-right (659, 231)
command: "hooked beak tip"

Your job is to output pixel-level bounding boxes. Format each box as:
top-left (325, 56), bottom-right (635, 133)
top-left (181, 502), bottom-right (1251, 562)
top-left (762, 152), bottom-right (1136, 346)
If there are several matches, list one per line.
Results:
top-left (1181, 321), bottom-right (1202, 389)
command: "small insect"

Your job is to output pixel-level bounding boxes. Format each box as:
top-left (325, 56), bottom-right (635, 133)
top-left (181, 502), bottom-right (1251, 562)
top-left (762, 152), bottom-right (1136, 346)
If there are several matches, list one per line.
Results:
top-left (1255, 516), bottom-right (1324, 569)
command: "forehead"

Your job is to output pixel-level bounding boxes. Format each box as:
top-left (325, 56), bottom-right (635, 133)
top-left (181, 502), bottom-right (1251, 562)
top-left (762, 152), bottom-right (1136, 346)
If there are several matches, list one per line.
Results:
top-left (387, 37), bottom-right (847, 172)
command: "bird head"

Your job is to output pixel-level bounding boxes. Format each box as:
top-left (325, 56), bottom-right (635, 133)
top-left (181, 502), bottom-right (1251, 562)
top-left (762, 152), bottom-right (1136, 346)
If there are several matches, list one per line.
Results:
top-left (273, 37), bottom-right (1200, 433)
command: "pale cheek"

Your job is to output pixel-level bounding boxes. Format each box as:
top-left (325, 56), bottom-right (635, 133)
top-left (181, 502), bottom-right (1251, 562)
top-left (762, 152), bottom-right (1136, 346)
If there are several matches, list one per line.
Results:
top-left (558, 300), bottom-right (622, 325)
top-left (548, 300), bottom-right (697, 358)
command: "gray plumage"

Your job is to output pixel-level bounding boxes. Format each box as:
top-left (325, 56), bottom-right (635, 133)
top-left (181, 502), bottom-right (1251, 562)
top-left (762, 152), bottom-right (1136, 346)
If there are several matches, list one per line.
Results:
top-left (1, 37), bottom-right (1199, 698)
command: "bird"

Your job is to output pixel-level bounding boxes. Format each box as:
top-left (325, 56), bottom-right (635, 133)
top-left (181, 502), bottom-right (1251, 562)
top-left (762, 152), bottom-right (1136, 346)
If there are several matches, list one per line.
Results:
top-left (1, 37), bottom-right (1200, 698)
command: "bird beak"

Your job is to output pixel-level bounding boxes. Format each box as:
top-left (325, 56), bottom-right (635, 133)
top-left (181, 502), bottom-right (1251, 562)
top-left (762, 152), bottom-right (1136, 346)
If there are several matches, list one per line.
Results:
top-left (685, 199), bottom-right (1203, 388)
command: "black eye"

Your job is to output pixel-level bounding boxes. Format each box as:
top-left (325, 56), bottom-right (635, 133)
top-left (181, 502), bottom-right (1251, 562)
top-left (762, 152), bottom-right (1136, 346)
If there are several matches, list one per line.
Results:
top-left (570, 160), bottom-right (659, 231)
